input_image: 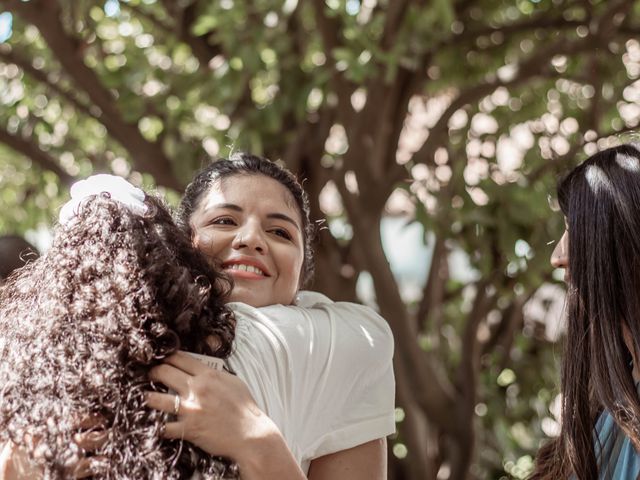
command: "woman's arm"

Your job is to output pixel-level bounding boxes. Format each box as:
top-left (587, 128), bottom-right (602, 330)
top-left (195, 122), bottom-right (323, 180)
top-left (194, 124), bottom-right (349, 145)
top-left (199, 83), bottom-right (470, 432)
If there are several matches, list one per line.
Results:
top-left (147, 352), bottom-right (390, 480)
top-left (234, 418), bottom-right (308, 479)
top-left (146, 351), bottom-right (307, 480)
top-left (0, 422), bottom-right (108, 480)
top-left (307, 439), bottom-right (387, 480)
top-left (0, 442), bottom-right (44, 480)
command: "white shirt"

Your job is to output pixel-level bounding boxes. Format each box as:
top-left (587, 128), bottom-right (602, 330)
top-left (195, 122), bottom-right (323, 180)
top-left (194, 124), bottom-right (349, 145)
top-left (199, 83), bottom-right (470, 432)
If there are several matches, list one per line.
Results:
top-left (226, 291), bottom-right (396, 474)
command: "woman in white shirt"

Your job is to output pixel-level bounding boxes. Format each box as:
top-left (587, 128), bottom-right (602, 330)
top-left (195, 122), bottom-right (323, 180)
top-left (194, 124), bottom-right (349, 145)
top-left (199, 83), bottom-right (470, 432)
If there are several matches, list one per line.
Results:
top-left (146, 152), bottom-right (395, 479)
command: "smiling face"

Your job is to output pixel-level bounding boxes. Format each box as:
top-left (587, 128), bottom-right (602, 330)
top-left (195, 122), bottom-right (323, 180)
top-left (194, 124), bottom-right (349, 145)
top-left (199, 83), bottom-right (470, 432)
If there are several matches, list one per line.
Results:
top-left (190, 174), bottom-right (304, 307)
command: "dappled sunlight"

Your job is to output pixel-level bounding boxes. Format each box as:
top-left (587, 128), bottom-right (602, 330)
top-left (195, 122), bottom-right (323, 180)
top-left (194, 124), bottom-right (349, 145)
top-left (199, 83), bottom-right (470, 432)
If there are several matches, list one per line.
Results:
top-left (616, 153), bottom-right (640, 172)
top-left (585, 164), bottom-right (614, 195)
top-left (2, 0), bottom-right (640, 477)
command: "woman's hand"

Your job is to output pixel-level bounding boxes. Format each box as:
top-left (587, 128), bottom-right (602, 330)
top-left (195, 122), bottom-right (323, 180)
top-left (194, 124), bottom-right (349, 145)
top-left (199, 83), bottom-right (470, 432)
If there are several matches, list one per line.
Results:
top-left (146, 351), bottom-right (306, 479)
top-left (0, 441), bottom-right (43, 480)
top-left (0, 415), bottom-right (108, 480)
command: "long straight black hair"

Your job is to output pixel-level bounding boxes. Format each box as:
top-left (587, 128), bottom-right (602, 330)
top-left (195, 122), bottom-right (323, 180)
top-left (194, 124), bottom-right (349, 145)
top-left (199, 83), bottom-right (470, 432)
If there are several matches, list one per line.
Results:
top-left (532, 142), bottom-right (640, 479)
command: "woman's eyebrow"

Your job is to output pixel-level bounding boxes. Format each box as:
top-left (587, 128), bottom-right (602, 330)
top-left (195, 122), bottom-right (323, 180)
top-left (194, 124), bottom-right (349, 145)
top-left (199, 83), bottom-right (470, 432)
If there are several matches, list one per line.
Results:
top-left (267, 213), bottom-right (300, 231)
top-left (211, 202), bottom-right (242, 212)
top-left (210, 203), bottom-right (300, 230)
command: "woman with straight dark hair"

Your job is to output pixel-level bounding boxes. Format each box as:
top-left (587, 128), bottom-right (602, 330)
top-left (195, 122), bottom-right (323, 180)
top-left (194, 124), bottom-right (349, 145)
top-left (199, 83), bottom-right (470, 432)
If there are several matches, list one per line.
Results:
top-left (532, 143), bottom-right (640, 479)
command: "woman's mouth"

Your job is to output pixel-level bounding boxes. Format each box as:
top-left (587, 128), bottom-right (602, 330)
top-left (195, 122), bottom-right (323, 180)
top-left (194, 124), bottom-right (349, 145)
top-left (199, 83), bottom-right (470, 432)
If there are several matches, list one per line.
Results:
top-left (226, 263), bottom-right (266, 276)
top-left (221, 259), bottom-right (271, 280)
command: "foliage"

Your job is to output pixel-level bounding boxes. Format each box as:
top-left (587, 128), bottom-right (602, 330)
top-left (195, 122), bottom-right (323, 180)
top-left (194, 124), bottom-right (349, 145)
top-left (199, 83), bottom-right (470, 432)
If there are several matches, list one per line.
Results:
top-left (2, 0), bottom-right (640, 478)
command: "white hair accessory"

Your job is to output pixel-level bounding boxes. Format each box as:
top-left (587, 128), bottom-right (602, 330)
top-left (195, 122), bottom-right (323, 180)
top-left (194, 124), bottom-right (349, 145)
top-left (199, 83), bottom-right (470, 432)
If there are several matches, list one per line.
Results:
top-left (59, 174), bottom-right (148, 225)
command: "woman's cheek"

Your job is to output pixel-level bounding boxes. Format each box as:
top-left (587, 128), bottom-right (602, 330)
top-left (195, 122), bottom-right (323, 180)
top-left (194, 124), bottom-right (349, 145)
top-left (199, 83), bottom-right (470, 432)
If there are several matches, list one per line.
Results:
top-left (287, 250), bottom-right (304, 290)
top-left (193, 230), bottom-right (217, 254)
top-left (193, 231), bottom-right (226, 269)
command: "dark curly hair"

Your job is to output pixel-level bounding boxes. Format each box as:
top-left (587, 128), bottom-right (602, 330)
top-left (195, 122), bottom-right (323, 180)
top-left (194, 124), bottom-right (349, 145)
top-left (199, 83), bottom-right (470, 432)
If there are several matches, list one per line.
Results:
top-left (177, 152), bottom-right (315, 287)
top-left (0, 193), bottom-right (237, 479)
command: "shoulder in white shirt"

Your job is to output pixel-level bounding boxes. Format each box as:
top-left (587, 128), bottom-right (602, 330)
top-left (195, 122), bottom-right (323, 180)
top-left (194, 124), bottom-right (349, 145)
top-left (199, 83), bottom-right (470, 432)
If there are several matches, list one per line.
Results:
top-left (226, 291), bottom-right (396, 474)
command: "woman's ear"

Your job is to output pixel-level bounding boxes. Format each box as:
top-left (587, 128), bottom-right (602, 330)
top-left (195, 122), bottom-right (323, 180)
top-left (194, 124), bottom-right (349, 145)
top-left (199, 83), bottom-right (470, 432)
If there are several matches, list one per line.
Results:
top-left (622, 323), bottom-right (640, 382)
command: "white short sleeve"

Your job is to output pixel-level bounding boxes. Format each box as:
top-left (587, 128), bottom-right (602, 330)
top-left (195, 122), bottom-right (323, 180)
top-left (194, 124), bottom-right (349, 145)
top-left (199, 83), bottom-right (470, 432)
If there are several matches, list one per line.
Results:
top-left (287, 293), bottom-right (396, 461)
top-left (226, 292), bottom-right (395, 473)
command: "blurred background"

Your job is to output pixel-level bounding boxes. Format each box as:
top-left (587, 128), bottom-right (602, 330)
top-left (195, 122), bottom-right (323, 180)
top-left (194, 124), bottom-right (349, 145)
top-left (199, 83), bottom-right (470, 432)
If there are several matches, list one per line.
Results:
top-left (1, 0), bottom-right (639, 478)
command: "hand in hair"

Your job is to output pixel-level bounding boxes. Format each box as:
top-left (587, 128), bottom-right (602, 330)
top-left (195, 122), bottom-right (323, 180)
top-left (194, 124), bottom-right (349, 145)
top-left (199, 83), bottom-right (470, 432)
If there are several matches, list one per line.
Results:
top-left (1, 442), bottom-right (43, 479)
top-left (146, 352), bottom-right (306, 479)
top-left (147, 352), bottom-right (270, 457)
top-left (0, 434), bottom-right (106, 480)
top-left (0, 411), bottom-right (110, 479)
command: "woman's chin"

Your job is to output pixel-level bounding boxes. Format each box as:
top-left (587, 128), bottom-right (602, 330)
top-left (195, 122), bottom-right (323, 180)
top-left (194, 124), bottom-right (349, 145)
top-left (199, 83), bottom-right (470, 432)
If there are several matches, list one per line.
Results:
top-left (228, 288), bottom-right (294, 308)
top-left (228, 288), bottom-right (264, 308)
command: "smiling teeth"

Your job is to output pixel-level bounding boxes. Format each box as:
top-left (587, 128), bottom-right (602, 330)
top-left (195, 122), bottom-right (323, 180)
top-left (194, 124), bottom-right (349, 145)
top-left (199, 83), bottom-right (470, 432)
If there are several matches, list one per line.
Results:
top-left (228, 264), bottom-right (264, 275)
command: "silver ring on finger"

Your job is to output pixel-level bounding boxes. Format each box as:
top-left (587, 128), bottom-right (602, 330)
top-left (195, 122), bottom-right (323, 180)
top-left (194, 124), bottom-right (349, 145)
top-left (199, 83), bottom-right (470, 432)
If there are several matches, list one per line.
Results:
top-left (173, 394), bottom-right (181, 416)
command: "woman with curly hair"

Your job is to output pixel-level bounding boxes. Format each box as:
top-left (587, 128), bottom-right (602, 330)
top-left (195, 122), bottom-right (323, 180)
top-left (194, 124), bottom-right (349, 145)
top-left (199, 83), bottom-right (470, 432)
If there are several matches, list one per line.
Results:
top-left (532, 143), bottom-right (640, 479)
top-left (0, 175), bottom-right (237, 479)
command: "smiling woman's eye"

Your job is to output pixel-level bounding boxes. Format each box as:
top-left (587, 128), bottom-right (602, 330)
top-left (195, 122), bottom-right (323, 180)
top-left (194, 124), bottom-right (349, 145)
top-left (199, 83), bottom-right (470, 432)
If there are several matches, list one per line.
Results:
top-left (272, 228), bottom-right (292, 240)
top-left (211, 217), bottom-right (236, 226)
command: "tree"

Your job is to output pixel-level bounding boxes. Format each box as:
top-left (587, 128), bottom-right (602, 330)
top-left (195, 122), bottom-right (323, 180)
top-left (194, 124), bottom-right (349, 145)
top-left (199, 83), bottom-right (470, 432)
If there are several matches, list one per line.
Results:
top-left (1, 0), bottom-right (640, 478)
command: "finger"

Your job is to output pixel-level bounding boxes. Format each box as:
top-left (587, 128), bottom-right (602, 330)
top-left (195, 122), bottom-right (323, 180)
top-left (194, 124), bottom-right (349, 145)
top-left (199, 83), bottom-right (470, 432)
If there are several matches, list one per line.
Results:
top-left (164, 351), bottom-right (216, 376)
top-left (69, 456), bottom-right (108, 479)
top-left (2, 442), bottom-right (44, 478)
top-left (161, 421), bottom-right (186, 440)
top-left (75, 412), bottom-right (107, 430)
top-left (144, 391), bottom-right (180, 415)
top-left (73, 430), bottom-right (108, 452)
top-left (148, 363), bottom-right (190, 393)
top-left (205, 335), bottom-right (222, 352)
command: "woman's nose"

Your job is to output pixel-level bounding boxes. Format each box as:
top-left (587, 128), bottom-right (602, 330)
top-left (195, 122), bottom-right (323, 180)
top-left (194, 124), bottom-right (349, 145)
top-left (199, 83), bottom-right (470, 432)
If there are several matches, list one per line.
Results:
top-left (550, 231), bottom-right (568, 269)
top-left (232, 222), bottom-right (267, 253)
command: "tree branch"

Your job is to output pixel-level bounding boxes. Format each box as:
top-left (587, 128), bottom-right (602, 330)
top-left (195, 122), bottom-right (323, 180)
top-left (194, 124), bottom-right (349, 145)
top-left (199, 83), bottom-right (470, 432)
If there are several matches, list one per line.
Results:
top-left (0, 127), bottom-right (74, 185)
top-left (120, 2), bottom-right (173, 35)
top-left (0, 45), bottom-right (94, 119)
top-left (310, 0), bottom-right (356, 125)
top-left (395, 364), bottom-right (434, 479)
top-left (485, 292), bottom-right (533, 371)
top-left (446, 0), bottom-right (587, 48)
top-left (178, 0), bottom-right (224, 66)
top-left (446, 18), bottom-right (585, 50)
top-left (380, 0), bottom-right (411, 50)
top-left (372, 67), bottom-right (426, 188)
top-left (6, 0), bottom-right (182, 190)
top-left (448, 275), bottom-right (498, 480)
top-left (529, 63), bottom-right (640, 185)
top-left (592, 0), bottom-right (635, 39)
top-left (458, 277), bottom-right (498, 403)
top-left (418, 234), bottom-right (449, 331)
top-left (333, 170), bottom-right (458, 430)
top-left (412, 33), bottom-right (603, 168)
